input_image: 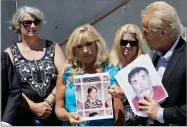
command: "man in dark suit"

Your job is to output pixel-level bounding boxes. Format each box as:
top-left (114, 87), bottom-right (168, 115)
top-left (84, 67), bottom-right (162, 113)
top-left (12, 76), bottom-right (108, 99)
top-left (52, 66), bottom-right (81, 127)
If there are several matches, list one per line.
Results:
top-left (140, 1), bottom-right (186, 126)
top-left (1, 52), bottom-right (21, 125)
top-left (128, 67), bottom-right (167, 112)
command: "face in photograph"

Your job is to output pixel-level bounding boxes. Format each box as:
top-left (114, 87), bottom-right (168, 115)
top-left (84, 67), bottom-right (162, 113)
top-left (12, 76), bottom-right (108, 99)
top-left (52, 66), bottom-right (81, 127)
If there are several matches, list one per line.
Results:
top-left (128, 67), bottom-right (154, 100)
top-left (89, 87), bottom-right (97, 100)
top-left (103, 83), bottom-right (112, 108)
top-left (84, 85), bottom-right (103, 109)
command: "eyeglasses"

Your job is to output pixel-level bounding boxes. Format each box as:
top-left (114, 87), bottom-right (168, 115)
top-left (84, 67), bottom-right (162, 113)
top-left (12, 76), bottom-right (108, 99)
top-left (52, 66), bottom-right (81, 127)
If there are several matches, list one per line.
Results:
top-left (21, 19), bottom-right (41, 27)
top-left (142, 29), bottom-right (156, 39)
top-left (120, 40), bottom-right (138, 47)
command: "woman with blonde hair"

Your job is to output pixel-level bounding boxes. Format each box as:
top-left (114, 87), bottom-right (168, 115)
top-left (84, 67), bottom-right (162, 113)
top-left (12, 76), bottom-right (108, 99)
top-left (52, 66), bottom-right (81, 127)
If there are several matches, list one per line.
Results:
top-left (109, 24), bottom-right (148, 67)
top-left (55, 24), bottom-right (120, 126)
top-left (108, 24), bottom-right (149, 125)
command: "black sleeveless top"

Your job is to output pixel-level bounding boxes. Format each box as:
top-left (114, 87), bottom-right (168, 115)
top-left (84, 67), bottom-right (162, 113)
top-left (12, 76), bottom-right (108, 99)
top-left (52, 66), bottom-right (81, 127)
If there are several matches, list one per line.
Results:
top-left (9, 40), bottom-right (58, 102)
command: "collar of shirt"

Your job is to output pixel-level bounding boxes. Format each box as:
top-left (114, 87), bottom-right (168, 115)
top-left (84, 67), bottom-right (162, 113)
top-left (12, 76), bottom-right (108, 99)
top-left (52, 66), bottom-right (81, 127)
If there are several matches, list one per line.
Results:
top-left (156, 37), bottom-right (180, 61)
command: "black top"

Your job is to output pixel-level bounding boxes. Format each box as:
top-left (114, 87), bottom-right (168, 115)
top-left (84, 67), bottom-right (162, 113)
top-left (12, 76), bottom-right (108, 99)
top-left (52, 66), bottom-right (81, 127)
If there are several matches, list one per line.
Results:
top-left (9, 40), bottom-right (58, 102)
top-left (1, 52), bottom-right (21, 124)
top-left (124, 99), bottom-right (147, 126)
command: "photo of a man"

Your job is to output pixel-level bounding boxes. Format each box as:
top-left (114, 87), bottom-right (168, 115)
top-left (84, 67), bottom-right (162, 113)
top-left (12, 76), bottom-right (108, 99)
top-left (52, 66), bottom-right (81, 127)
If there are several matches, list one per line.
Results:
top-left (128, 67), bottom-right (167, 112)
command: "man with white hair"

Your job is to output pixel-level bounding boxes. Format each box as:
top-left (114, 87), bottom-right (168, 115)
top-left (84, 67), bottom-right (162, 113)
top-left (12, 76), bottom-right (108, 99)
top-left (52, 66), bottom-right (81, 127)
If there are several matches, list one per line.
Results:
top-left (140, 1), bottom-right (186, 126)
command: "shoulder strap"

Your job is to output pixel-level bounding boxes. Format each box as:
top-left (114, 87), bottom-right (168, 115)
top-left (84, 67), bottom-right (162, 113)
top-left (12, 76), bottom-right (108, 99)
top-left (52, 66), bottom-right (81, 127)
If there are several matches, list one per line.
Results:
top-left (9, 43), bottom-right (22, 65)
top-left (45, 40), bottom-right (56, 60)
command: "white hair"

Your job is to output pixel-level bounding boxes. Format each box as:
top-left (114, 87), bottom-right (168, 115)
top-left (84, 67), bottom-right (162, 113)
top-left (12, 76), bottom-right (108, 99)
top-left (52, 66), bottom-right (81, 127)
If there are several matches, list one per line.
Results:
top-left (9, 5), bottom-right (45, 33)
top-left (142, 1), bottom-right (183, 41)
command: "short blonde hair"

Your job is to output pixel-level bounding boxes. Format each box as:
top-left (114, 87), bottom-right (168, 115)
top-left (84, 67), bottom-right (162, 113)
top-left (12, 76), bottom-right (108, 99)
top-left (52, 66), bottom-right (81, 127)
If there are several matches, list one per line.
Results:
top-left (142, 1), bottom-right (183, 41)
top-left (109, 24), bottom-right (148, 67)
top-left (10, 5), bottom-right (45, 33)
top-left (65, 24), bottom-right (109, 82)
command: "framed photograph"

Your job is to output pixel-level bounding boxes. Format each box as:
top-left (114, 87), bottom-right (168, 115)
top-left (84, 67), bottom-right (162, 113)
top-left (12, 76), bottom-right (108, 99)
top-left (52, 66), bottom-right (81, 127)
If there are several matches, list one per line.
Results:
top-left (115, 54), bottom-right (168, 117)
top-left (74, 73), bottom-right (114, 121)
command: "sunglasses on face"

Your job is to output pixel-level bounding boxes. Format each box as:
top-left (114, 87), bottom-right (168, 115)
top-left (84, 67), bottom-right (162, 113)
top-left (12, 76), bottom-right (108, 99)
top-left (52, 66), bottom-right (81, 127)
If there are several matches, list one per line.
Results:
top-left (120, 40), bottom-right (138, 47)
top-left (21, 19), bottom-right (41, 26)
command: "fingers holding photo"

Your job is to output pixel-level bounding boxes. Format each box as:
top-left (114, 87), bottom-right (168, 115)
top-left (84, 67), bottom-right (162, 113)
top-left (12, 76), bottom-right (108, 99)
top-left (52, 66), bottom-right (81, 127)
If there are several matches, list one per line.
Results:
top-left (139, 95), bottom-right (161, 120)
top-left (108, 85), bottom-right (124, 99)
top-left (68, 112), bottom-right (86, 126)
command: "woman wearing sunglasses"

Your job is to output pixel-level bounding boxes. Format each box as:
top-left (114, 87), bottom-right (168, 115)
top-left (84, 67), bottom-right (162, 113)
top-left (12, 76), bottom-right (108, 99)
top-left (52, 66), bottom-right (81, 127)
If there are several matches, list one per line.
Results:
top-left (4, 6), bottom-right (66, 125)
top-left (108, 24), bottom-right (149, 125)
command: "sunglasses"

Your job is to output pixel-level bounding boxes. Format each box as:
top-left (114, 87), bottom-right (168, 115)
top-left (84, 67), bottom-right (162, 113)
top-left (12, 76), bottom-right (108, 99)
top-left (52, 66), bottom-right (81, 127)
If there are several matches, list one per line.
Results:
top-left (120, 40), bottom-right (138, 47)
top-left (21, 19), bottom-right (41, 26)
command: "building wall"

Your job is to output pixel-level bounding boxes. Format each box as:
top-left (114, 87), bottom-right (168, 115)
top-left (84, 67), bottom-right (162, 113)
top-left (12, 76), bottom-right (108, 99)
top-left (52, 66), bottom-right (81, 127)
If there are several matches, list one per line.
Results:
top-left (1, 0), bottom-right (187, 53)
top-left (1, 0), bottom-right (17, 51)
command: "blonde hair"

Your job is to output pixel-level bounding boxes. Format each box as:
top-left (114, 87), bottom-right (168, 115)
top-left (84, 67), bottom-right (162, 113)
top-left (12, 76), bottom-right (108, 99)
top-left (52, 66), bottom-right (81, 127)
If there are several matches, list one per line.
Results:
top-left (142, 1), bottom-right (183, 41)
top-left (65, 24), bottom-right (109, 82)
top-left (10, 5), bottom-right (45, 33)
top-left (109, 24), bottom-right (148, 67)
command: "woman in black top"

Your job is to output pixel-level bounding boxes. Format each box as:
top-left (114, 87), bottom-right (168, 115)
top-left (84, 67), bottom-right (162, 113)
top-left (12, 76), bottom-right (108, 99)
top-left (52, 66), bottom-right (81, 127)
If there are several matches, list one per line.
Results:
top-left (5, 6), bottom-right (66, 126)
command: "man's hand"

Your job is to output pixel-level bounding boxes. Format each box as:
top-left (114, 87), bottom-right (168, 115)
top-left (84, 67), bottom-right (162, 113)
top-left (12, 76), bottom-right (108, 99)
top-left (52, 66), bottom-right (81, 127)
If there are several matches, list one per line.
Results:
top-left (108, 85), bottom-right (124, 99)
top-left (139, 95), bottom-right (161, 120)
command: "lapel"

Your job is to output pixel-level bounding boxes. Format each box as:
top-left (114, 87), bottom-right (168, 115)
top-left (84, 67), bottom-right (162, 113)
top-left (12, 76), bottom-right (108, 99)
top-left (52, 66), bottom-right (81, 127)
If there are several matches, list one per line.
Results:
top-left (152, 53), bottom-right (160, 67)
top-left (161, 37), bottom-right (185, 88)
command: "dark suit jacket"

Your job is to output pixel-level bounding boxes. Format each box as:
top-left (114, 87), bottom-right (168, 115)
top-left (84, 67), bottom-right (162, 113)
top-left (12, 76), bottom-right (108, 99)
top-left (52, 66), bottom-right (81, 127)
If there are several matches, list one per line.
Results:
top-left (152, 37), bottom-right (186, 125)
top-left (1, 52), bottom-right (21, 124)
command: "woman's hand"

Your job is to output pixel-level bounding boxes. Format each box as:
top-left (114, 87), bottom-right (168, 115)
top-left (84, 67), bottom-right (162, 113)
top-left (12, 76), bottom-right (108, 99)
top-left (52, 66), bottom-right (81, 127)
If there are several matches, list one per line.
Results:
top-left (108, 85), bottom-right (124, 99)
top-left (31, 101), bottom-right (52, 119)
top-left (68, 113), bottom-right (85, 126)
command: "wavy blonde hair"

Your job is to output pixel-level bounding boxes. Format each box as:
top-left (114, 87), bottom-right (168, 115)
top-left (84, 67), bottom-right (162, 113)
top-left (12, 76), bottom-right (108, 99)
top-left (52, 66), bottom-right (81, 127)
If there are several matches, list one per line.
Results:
top-left (65, 24), bottom-right (109, 82)
top-left (109, 24), bottom-right (148, 67)
top-left (141, 1), bottom-right (183, 41)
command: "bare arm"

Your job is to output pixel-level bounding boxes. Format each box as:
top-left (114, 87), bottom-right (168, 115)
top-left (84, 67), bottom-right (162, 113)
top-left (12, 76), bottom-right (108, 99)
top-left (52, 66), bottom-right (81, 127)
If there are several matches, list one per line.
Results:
top-left (21, 93), bottom-right (35, 111)
top-left (54, 43), bottom-right (66, 76)
top-left (108, 84), bottom-right (125, 126)
top-left (46, 43), bottom-right (66, 104)
top-left (55, 74), bottom-right (70, 121)
top-left (55, 74), bottom-right (85, 125)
